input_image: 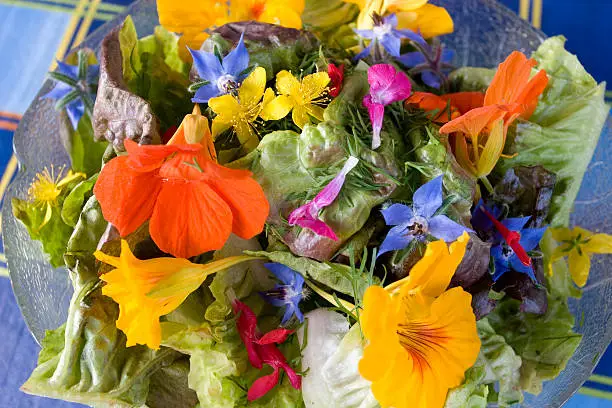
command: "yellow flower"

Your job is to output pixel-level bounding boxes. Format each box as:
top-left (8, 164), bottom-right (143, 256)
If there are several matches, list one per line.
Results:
top-left (27, 165), bottom-right (85, 230)
top-left (548, 227), bottom-right (612, 287)
top-left (95, 240), bottom-right (256, 349)
top-left (265, 70), bottom-right (330, 129)
top-left (209, 67), bottom-right (287, 152)
top-left (229, 0), bottom-right (305, 29)
top-left (344, 0), bottom-right (453, 38)
top-left (359, 233), bottom-right (481, 408)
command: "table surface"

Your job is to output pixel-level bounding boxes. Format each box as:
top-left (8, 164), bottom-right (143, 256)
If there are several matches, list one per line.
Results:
top-left (0, 0), bottom-right (611, 406)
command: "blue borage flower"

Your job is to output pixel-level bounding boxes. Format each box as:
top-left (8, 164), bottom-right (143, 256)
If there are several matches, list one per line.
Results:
top-left (472, 202), bottom-right (547, 283)
top-left (397, 41), bottom-right (455, 89)
top-left (261, 263), bottom-right (306, 325)
top-left (189, 33), bottom-right (250, 103)
top-left (378, 176), bottom-right (472, 257)
top-left (42, 50), bottom-right (99, 129)
top-left (354, 13), bottom-right (426, 60)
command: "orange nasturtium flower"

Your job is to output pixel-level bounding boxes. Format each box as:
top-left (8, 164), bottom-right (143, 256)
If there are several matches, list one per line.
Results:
top-left (344, 0), bottom-right (453, 38)
top-left (94, 105), bottom-right (270, 259)
top-left (95, 240), bottom-right (256, 349)
top-left (359, 232), bottom-right (480, 408)
top-left (437, 51), bottom-right (548, 181)
top-left (405, 91), bottom-right (485, 123)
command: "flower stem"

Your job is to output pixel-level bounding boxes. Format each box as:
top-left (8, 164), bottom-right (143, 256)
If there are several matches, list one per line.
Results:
top-left (480, 176), bottom-right (495, 195)
top-left (305, 279), bottom-right (355, 311)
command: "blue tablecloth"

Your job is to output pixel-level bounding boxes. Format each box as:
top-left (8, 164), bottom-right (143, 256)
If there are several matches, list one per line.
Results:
top-left (0, 0), bottom-right (610, 406)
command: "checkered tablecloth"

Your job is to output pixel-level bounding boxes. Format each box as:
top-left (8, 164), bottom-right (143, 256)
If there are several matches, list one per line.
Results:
top-left (0, 0), bottom-right (610, 406)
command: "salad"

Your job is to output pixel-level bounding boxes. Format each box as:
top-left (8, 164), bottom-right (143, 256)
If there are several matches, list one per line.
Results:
top-left (11, 0), bottom-right (612, 407)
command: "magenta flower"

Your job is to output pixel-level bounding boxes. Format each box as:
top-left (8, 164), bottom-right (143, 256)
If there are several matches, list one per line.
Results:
top-left (288, 156), bottom-right (359, 240)
top-left (363, 64), bottom-right (412, 149)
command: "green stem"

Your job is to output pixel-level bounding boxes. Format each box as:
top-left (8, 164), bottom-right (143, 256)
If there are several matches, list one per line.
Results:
top-left (480, 176), bottom-right (495, 195)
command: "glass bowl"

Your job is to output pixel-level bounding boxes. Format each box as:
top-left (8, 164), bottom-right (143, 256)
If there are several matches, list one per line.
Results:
top-left (2, 0), bottom-right (610, 406)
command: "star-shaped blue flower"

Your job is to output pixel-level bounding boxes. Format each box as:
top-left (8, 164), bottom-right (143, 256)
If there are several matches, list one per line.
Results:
top-left (378, 176), bottom-right (472, 257)
top-left (189, 33), bottom-right (250, 103)
top-left (354, 13), bottom-right (427, 60)
top-left (397, 44), bottom-right (455, 89)
top-left (42, 53), bottom-right (99, 129)
top-left (261, 263), bottom-right (305, 325)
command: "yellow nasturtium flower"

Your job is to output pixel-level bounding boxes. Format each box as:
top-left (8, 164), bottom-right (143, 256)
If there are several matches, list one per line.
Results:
top-left (359, 232), bottom-right (481, 408)
top-left (95, 240), bottom-right (255, 349)
top-left (229, 0), bottom-right (305, 29)
top-left (548, 227), bottom-right (612, 287)
top-left (344, 0), bottom-right (453, 38)
top-left (208, 66), bottom-right (288, 151)
top-left (265, 70), bottom-right (331, 129)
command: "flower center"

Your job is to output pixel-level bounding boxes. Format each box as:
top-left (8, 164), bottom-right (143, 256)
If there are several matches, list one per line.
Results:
top-left (265, 285), bottom-right (298, 303)
top-left (28, 168), bottom-right (63, 205)
top-left (373, 23), bottom-right (392, 39)
top-left (217, 74), bottom-right (238, 93)
top-left (405, 215), bottom-right (429, 236)
top-left (501, 243), bottom-right (514, 259)
top-left (251, 1), bottom-right (266, 19)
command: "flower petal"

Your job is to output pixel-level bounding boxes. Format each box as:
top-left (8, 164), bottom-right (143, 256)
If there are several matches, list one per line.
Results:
top-left (257, 328), bottom-right (294, 345)
top-left (312, 156), bottom-right (359, 209)
top-left (396, 4), bottom-right (454, 38)
top-left (233, 300), bottom-right (263, 369)
top-left (510, 255), bottom-right (538, 282)
top-left (445, 92), bottom-right (485, 114)
top-left (568, 250), bottom-right (591, 287)
top-left (301, 72), bottom-right (330, 102)
top-left (276, 70), bottom-right (301, 96)
top-left (585, 233), bottom-right (612, 254)
top-left (380, 33), bottom-right (401, 57)
top-left (353, 42), bottom-right (373, 61)
top-left (475, 118), bottom-right (505, 177)
top-left (421, 70), bottom-right (442, 89)
top-left (363, 97), bottom-right (384, 149)
top-left (292, 105), bottom-right (311, 129)
top-left (519, 227), bottom-right (547, 251)
top-left (397, 51), bottom-right (426, 67)
top-left (149, 181), bottom-right (232, 258)
top-left (439, 105), bottom-right (506, 137)
top-left (500, 216), bottom-right (531, 233)
top-left (291, 214), bottom-right (339, 241)
top-left (192, 82), bottom-right (221, 103)
top-left (428, 215), bottom-right (471, 242)
top-left (265, 263), bottom-right (300, 286)
top-left (239, 66), bottom-right (266, 109)
top-left (367, 64), bottom-right (412, 106)
top-left (189, 47), bottom-right (224, 81)
top-left (222, 33), bottom-right (249, 76)
top-left (378, 224), bottom-right (414, 257)
top-left (202, 161), bottom-right (269, 239)
top-left (381, 203), bottom-right (414, 226)
top-left (412, 175), bottom-right (443, 219)
top-left (260, 90), bottom-right (293, 121)
top-left (93, 155), bottom-right (161, 236)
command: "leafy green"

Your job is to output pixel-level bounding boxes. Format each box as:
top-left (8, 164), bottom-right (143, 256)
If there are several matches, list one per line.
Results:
top-left (448, 67), bottom-right (494, 92)
top-left (60, 173), bottom-right (97, 227)
top-left (444, 365), bottom-right (488, 408)
top-left (61, 112), bottom-right (108, 177)
top-left (487, 296), bottom-right (582, 395)
top-left (298, 309), bottom-right (378, 408)
top-left (146, 358), bottom-right (199, 408)
top-left (23, 198), bottom-right (186, 406)
top-left (11, 173), bottom-right (85, 267)
top-left (118, 16), bottom-right (192, 131)
top-left (234, 121), bottom-right (399, 261)
top-left (501, 36), bottom-right (609, 226)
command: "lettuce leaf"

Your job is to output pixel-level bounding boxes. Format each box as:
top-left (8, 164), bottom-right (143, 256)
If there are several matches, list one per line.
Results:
top-left (60, 173), bottom-right (98, 227)
top-left (234, 121), bottom-right (399, 261)
top-left (59, 111), bottom-right (108, 177)
top-left (22, 198), bottom-right (186, 406)
top-left (298, 309), bottom-right (378, 408)
top-left (444, 365), bottom-right (488, 408)
top-left (486, 296), bottom-right (582, 395)
top-left (501, 36), bottom-right (609, 226)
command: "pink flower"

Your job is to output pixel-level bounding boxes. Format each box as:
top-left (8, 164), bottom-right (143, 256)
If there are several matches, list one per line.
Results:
top-left (328, 63), bottom-right (345, 97)
top-left (288, 156), bottom-right (359, 241)
top-left (363, 64), bottom-right (412, 149)
top-left (233, 300), bottom-right (301, 401)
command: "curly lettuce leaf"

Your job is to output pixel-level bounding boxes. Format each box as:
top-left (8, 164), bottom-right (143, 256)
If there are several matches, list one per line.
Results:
top-left (298, 309), bottom-right (377, 408)
top-left (501, 36), bottom-right (609, 227)
top-left (444, 365), bottom-right (488, 408)
top-left (486, 296), bottom-right (582, 395)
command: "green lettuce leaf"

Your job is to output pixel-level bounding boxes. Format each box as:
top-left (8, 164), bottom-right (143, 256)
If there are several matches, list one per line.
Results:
top-left (23, 198), bottom-right (186, 406)
top-left (60, 173), bottom-right (97, 227)
top-left (501, 36), bottom-right (609, 226)
top-left (444, 365), bottom-right (488, 408)
top-left (146, 357), bottom-right (199, 408)
top-left (60, 113), bottom-right (108, 177)
top-left (486, 296), bottom-right (582, 395)
top-left (234, 121), bottom-right (399, 261)
top-left (118, 16), bottom-right (192, 131)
